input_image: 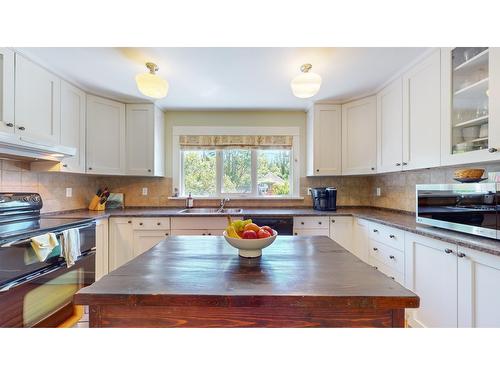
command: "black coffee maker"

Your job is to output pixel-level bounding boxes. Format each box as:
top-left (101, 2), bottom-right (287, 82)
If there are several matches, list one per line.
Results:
top-left (311, 187), bottom-right (337, 211)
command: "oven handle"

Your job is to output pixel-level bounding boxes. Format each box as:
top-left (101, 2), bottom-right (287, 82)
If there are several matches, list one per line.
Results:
top-left (0, 221), bottom-right (95, 248)
top-left (0, 249), bottom-right (96, 292)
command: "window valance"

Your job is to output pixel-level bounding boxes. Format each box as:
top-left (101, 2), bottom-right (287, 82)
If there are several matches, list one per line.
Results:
top-left (179, 135), bottom-right (293, 150)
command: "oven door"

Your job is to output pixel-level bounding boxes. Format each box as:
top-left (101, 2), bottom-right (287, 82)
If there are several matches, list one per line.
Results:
top-left (416, 183), bottom-right (498, 239)
top-left (0, 223), bottom-right (96, 327)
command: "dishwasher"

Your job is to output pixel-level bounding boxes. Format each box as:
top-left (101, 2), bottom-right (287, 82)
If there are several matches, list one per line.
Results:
top-left (243, 216), bottom-right (294, 235)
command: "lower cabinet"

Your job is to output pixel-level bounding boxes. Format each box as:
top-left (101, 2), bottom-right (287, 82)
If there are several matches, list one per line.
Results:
top-left (405, 233), bottom-right (458, 328)
top-left (458, 246), bottom-right (500, 327)
top-left (293, 216), bottom-right (330, 236)
top-left (170, 217), bottom-right (242, 236)
top-left (329, 216), bottom-right (353, 251)
top-left (95, 218), bottom-right (109, 281)
top-left (133, 230), bottom-right (170, 257)
top-left (352, 218), bottom-right (370, 263)
top-left (109, 218), bottom-right (134, 272)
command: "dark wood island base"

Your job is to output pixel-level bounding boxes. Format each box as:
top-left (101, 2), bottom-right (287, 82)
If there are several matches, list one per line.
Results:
top-left (76, 236), bottom-right (418, 328)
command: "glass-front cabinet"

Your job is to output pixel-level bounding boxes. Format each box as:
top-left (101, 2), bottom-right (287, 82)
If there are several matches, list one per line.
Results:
top-left (441, 47), bottom-right (500, 165)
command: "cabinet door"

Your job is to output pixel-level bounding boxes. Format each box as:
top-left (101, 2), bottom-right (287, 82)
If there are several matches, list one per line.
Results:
top-left (402, 50), bottom-right (441, 170)
top-left (132, 230), bottom-right (170, 257)
top-left (60, 81), bottom-right (86, 173)
top-left (307, 104), bottom-right (342, 176)
top-left (341, 96), bottom-right (377, 175)
top-left (86, 95), bottom-right (126, 175)
top-left (0, 48), bottom-right (15, 133)
top-left (404, 233), bottom-right (458, 328)
top-left (352, 218), bottom-right (370, 263)
top-left (458, 246), bottom-right (500, 327)
top-left (95, 218), bottom-right (109, 281)
top-left (15, 54), bottom-right (61, 144)
top-left (329, 216), bottom-right (353, 251)
top-left (126, 104), bottom-right (154, 176)
top-left (109, 218), bottom-right (133, 272)
top-left (377, 78), bottom-right (403, 173)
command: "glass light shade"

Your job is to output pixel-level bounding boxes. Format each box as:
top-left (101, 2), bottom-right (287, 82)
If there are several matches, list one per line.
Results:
top-left (290, 71), bottom-right (322, 98)
top-left (135, 72), bottom-right (169, 99)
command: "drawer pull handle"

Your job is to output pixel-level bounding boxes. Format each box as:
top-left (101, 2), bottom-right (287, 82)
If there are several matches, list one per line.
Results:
top-left (157, 222), bottom-right (161, 226)
top-left (127, 220), bottom-right (132, 224)
top-left (389, 255), bottom-right (395, 260)
top-left (373, 229), bottom-right (378, 233)
top-left (457, 252), bottom-right (466, 258)
top-left (373, 247), bottom-right (378, 251)
top-left (301, 222), bottom-right (304, 225)
top-left (389, 234), bottom-right (395, 239)
top-left (294, 232), bottom-right (298, 236)
top-left (318, 222), bottom-right (322, 225)
top-left (444, 248), bottom-right (453, 254)
top-left (390, 276), bottom-right (395, 280)
top-left (373, 266), bottom-right (378, 270)
top-left (139, 222), bottom-right (143, 226)
top-left (202, 233), bottom-right (206, 235)
top-left (208, 233), bottom-right (212, 236)
top-left (331, 219), bottom-right (335, 223)
top-left (165, 233), bottom-right (169, 236)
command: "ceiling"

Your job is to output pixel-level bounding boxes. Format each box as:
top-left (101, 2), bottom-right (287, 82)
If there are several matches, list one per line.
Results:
top-left (18, 47), bottom-right (429, 111)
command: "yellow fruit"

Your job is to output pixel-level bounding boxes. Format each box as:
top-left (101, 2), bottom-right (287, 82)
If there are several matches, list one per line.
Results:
top-left (225, 225), bottom-right (241, 239)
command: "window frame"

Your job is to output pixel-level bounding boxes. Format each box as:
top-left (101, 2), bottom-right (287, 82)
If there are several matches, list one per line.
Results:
top-left (173, 126), bottom-right (300, 199)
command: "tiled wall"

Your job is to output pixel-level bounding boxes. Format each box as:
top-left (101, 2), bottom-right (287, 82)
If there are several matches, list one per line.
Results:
top-left (0, 160), bottom-right (97, 213)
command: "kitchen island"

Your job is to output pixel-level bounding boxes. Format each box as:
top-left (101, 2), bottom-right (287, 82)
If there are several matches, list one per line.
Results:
top-left (74, 236), bottom-right (419, 327)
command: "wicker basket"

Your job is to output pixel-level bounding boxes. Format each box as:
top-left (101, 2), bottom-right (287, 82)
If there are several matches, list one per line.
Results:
top-left (454, 168), bottom-right (485, 179)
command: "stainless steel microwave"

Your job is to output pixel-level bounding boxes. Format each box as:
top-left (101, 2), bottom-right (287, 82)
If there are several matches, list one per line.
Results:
top-left (416, 183), bottom-right (499, 239)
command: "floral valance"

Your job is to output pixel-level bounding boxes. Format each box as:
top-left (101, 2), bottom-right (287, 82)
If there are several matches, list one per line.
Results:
top-left (179, 135), bottom-right (293, 150)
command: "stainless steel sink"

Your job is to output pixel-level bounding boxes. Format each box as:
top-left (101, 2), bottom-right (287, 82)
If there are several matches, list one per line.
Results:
top-left (177, 208), bottom-right (243, 214)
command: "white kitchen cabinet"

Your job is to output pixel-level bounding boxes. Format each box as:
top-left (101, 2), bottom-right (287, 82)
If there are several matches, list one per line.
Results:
top-left (0, 48), bottom-right (15, 134)
top-left (441, 47), bottom-right (500, 165)
top-left (341, 96), bottom-right (377, 175)
top-left (14, 54), bottom-right (61, 145)
top-left (108, 218), bottom-right (133, 272)
top-left (404, 233), bottom-right (458, 328)
top-left (95, 218), bottom-right (109, 281)
top-left (329, 216), bottom-right (353, 251)
top-left (293, 229), bottom-right (329, 236)
top-left (86, 95), bottom-right (126, 175)
top-left (352, 218), bottom-right (370, 263)
top-left (125, 104), bottom-right (165, 176)
top-left (402, 50), bottom-right (441, 170)
top-left (376, 78), bottom-right (403, 173)
top-left (306, 104), bottom-right (342, 176)
top-left (457, 246), bottom-right (500, 327)
top-left (171, 229), bottom-right (218, 236)
top-left (133, 230), bottom-right (170, 257)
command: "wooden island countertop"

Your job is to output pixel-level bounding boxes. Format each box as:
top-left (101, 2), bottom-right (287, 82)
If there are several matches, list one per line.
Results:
top-left (75, 236), bottom-right (419, 327)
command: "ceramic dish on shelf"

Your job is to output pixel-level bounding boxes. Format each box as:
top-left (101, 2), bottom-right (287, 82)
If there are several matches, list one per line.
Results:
top-left (453, 177), bottom-right (488, 183)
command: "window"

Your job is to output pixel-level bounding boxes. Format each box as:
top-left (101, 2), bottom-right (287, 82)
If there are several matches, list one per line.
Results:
top-left (174, 127), bottom-right (299, 198)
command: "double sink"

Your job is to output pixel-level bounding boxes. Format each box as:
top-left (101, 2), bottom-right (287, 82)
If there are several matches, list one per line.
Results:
top-left (177, 208), bottom-right (243, 214)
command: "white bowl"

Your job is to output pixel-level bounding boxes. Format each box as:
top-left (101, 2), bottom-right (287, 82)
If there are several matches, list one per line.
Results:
top-left (223, 229), bottom-right (278, 258)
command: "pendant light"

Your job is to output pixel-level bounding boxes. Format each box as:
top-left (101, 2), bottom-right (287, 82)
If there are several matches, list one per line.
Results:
top-left (290, 63), bottom-right (322, 98)
top-left (135, 62), bottom-right (169, 99)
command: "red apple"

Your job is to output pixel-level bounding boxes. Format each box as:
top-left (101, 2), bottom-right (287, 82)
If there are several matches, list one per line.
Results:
top-left (257, 229), bottom-right (271, 239)
top-left (261, 226), bottom-right (274, 236)
top-left (242, 230), bottom-right (258, 239)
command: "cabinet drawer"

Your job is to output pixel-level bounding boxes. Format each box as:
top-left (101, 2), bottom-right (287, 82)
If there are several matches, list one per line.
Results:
top-left (293, 216), bottom-right (329, 229)
top-left (171, 229), bottom-right (217, 236)
top-left (171, 216), bottom-right (242, 230)
top-left (368, 239), bottom-right (404, 274)
top-left (368, 222), bottom-right (404, 250)
top-left (370, 258), bottom-right (404, 285)
top-left (132, 217), bottom-right (170, 230)
top-left (293, 229), bottom-right (330, 236)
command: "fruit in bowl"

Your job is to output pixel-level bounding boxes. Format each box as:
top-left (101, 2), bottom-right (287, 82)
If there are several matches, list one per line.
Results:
top-left (223, 217), bottom-right (278, 258)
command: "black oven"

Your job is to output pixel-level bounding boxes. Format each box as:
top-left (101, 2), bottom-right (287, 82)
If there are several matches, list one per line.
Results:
top-left (416, 183), bottom-right (499, 239)
top-left (0, 222), bottom-right (96, 327)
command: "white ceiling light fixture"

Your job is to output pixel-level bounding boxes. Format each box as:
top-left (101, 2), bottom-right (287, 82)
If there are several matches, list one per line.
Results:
top-left (290, 63), bottom-right (322, 98)
top-left (135, 62), bottom-right (169, 99)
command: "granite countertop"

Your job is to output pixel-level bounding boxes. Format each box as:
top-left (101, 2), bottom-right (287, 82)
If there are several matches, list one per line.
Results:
top-left (44, 206), bottom-right (500, 257)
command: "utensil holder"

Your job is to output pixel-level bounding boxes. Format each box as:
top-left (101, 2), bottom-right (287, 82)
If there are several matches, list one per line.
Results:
top-left (88, 195), bottom-right (105, 211)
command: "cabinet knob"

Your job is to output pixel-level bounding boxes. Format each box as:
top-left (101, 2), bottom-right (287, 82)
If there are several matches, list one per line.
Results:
top-left (402, 162), bottom-right (408, 166)
top-left (88, 167), bottom-right (93, 170)
top-left (488, 148), bottom-right (498, 153)
top-left (373, 229), bottom-right (378, 233)
top-left (301, 222), bottom-right (304, 225)
top-left (318, 221), bottom-right (322, 225)
top-left (202, 233), bottom-right (206, 235)
top-left (148, 169), bottom-right (152, 172)
top-left (389, 234), bottom-right (395, 239)
top-left (457, 252), bottom-right (466, 258)
top-left (165, 233), bottom-right (169, 236)
top-left (395, 162), bottom-right (401, 166)
top-left (5, 123), bottom-right (14, 128)
top-left (331, 219), bottom-right (335, 223)
top-left (62, 164), bottom-right (68, 168)
top-left (17, 126), bottom-right (25, 131)
top-left (294, 232), bottom-right (298, 236)
top-left (390, 276), bottom-right (395, 280)
top-left (127, 220), bottom-right (132, 224)
top-left (444, 248), bottom-right (453, 254)
top-left (373, 247), bottom-right (378, 251)
top-left (371, 167), bottom-right (375, 171)
top-left (389, 255), bottom-right (395, 260)
top-left (373, 266), bottom-right (378, 270)
top-left (139, 222), bottom-right (143, 226)
top-left (208, 233), bottom-right (212, 236)
top-left (316, 169), bottom-right (319, 172)
top-left (157, 222), bottom-right (161, 226)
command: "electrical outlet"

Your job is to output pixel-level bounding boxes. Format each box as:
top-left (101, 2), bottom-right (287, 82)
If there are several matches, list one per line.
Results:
top-left (66, 188), bottom-right (72, 198)
top-left (307, 188), bottom-right (312, 195)
top-left (142, 187), bottom-right (148, 196)
top-left (375, 187), bottom-right (381, 197)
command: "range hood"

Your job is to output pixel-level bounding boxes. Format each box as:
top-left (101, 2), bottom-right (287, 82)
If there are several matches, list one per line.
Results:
top-left (0, 132), bottom-right (76, 162)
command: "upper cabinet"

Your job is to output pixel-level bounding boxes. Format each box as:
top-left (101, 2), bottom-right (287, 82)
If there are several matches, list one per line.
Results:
top-left (341, 96), bottom-right (377, 175)
top-left (0, 48), bottom-right (15, 134)
top-left (15, 54), bottom-right (61, 145)
top-left (306, 103), bottom-right (342, 176)
top-left (125, 104), bottom-right (165, 176)
top-left (59, 81), bottom-right (86, 173)
top-left (441, 47), bottom-right (500, 165)
top-left (377, 78), bottom-right (403, 173)
top-left (402, 50), bottom-right (441, 170)
top-left (86, 95), bottom-right (126, 175)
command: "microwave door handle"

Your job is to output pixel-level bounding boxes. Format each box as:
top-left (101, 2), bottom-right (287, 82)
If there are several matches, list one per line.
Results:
top-left (0, 249), bottom-right (95, 293)
top-left (0, 222), bottom-right (95, 248)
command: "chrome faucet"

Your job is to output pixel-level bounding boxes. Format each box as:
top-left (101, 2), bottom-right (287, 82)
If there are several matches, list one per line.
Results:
top-left (218, 197), bottom-right (230, 212)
